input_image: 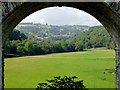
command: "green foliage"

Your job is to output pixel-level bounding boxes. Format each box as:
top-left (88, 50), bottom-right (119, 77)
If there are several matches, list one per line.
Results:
top-left (75, 41), bottom-right (84, 51)
top-left (24, 41), bottom-right (34, 55)
top-left (16, 23), bottom-right (88, 41)
top-left (9, 29), bottom-right (28, 41)
top-left (5, 25), bottom-right (115, 57)
top-left (36, 76), bottom-right (87, 90)
top-left (17, 46), bottom-right (26, 55)
top-left (70, 26), bottom-right (115, 49)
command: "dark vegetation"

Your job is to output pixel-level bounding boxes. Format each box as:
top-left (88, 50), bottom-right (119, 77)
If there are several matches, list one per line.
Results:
top-left (36, 76), bottom-right (88, 90)
top-left (4, 23), bottom-right (115, 57)
top-left (70, 26), bottom-right (115, 49)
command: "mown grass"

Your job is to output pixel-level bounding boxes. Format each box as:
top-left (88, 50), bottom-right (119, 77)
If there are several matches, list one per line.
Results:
top-left (4, 48), bottom-right (115, 88)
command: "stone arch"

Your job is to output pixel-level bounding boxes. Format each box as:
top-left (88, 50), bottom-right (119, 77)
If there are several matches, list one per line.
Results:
top-left (2, 2), bottom-right (120, 89)
top-left (2, 2), bottom-right (120, 47)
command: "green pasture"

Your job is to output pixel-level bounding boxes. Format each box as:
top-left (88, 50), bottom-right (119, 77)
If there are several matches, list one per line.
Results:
top-left (4, 48), bottom-right (115, 88)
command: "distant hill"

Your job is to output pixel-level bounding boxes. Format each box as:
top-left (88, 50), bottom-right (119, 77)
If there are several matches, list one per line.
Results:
top-left (15, 23), bottom-right (89, 41)
top-left (68, 26), bottom-right (115, 49)
top-left (5, 25), bottom-right (115, 56)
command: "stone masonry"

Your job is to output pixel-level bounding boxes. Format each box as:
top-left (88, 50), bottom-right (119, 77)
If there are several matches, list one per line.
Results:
top-left (1, 2), bottom-right (120, 90)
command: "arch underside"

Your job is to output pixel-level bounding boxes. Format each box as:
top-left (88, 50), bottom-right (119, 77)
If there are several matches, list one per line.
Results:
top-left (2, 2), bottom-right (120, 48)
top-left (2, 2), bottom-right (120, 47)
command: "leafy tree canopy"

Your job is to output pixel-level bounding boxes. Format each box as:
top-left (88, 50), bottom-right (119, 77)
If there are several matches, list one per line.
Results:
top-left (36, 76), bottom-right (88, 90)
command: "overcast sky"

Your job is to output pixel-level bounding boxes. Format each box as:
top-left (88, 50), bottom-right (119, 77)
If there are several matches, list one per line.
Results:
top-left (21, 6), bottom-right (102, 26)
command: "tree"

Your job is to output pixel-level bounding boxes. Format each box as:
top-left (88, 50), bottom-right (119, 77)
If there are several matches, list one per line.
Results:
top-left (36, 76), bottom-right (88, 90)
top-left (9, 29), bottom-right (27, 41)
top-left (4, 40), bottom-right (11, 54)
top-left (67, 42), bottom-right (76, 52)
top-left (17, 46), bottom-right (26, 55)
top-left (24, 41), bottom-right (34, 55)
top-left (75, 41), bottom-right (84, 51)
top-left (32, 44), bottom-right (42, 55)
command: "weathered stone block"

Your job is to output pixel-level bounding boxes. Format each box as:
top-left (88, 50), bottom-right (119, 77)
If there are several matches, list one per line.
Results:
top-left (0, 2), bottom-right (2, 89)
top-left (118, 10), bottom-right (120, 14)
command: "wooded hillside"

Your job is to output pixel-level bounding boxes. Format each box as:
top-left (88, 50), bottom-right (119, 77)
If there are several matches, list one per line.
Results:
top-left (4, 25), bottom-right (115, 57)
top-left (15, 23), bottom-right (89, 41)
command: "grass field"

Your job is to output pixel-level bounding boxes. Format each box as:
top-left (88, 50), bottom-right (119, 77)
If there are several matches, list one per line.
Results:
top-left (4, 48), bottom-right (115, 88)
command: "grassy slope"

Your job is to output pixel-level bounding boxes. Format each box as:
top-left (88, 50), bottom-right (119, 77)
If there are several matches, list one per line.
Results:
top-left (4, 48), bottom-right (115, 88)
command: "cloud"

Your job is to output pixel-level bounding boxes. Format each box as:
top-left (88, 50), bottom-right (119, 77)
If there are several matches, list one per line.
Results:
top-left (21, 6), bottom-right (102, 26)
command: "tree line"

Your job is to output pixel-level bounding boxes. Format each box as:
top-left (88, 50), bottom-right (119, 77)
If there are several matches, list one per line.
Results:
top-left (4, 26), bottom-right (115, 57)
top-left (5, 39), bottom-right (84, 56)
top-left (69, 26), bottom-right (115, 49)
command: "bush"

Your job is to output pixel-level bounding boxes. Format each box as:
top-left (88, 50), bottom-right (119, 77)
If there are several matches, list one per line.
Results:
top-left (36, 76), bottom-right (88, 90)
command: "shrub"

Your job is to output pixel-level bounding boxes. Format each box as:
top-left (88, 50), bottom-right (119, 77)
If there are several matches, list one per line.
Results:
top-left (36, 76), bottom-right (88, 90)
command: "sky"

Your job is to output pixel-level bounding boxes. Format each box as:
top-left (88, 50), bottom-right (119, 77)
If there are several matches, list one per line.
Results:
top-left (21, 6), bottom-right (102, 26)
